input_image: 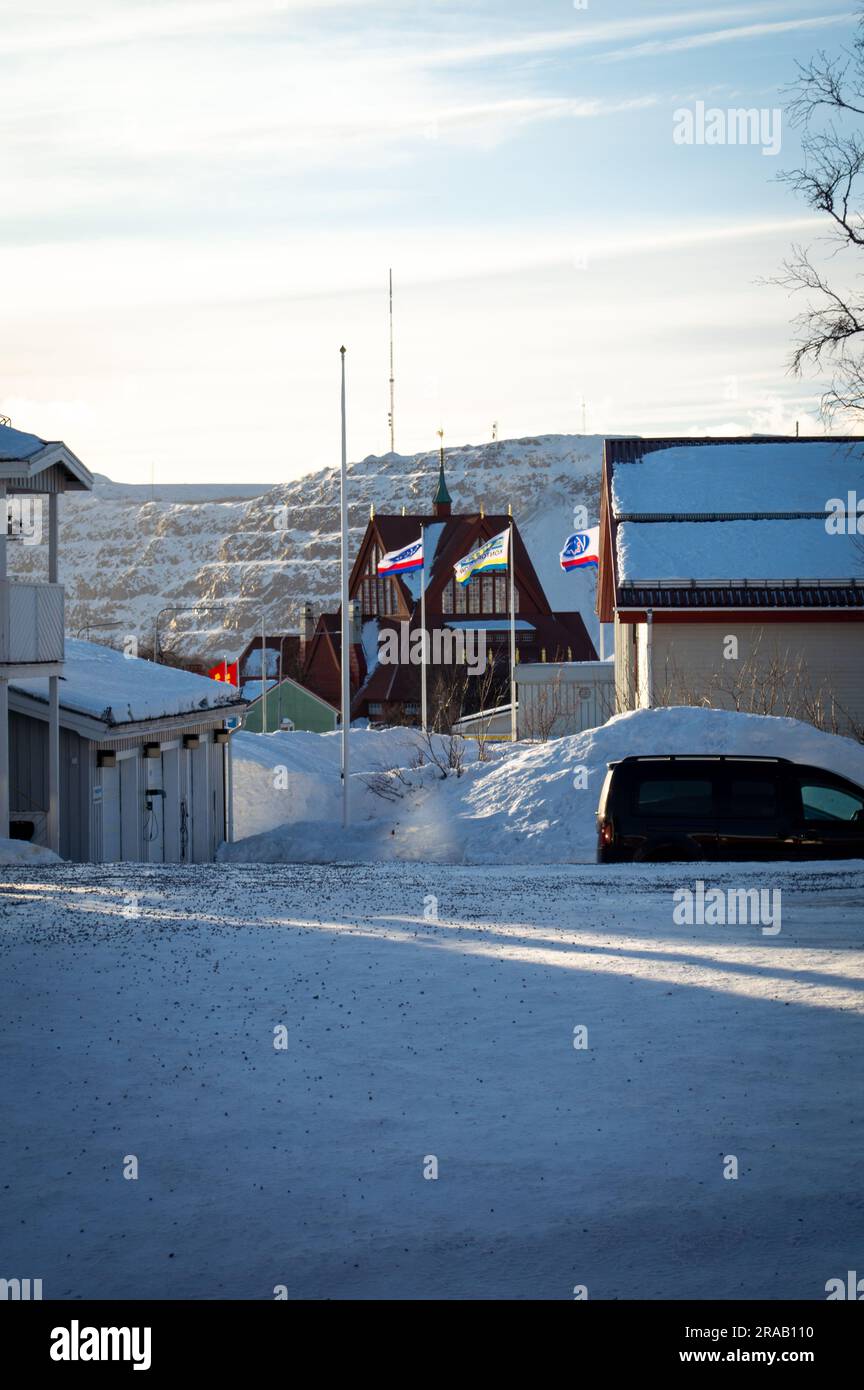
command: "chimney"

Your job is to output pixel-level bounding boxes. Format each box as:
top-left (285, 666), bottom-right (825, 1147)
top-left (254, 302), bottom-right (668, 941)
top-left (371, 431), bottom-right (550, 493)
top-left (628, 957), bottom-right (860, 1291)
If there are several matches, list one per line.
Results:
top-left (300, 602), bottom-right (314, 662)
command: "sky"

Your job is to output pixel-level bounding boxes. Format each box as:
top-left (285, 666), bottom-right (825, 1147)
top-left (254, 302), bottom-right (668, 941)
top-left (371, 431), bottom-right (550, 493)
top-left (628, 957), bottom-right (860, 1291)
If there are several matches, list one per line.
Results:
top-left (0, 0), bottom-right (858, 483)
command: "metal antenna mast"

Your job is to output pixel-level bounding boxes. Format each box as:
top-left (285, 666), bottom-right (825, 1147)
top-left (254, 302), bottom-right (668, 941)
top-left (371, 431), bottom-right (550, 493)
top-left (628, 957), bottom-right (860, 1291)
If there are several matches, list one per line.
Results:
top-left (388, 268), bottom-right (395, 454)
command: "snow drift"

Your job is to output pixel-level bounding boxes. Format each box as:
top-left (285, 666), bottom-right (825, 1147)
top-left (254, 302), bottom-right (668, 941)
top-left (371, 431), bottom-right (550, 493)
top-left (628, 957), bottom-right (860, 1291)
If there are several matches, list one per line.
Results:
top-left (0, 837), bottom-right (61, 866)
top-left (223, 706), bottom-right (864, 865)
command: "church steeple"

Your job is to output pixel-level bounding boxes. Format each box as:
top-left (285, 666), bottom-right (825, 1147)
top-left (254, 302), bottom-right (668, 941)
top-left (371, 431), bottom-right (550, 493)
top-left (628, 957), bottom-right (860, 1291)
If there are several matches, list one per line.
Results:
top-left (433, 428), bottom-right (452, 517)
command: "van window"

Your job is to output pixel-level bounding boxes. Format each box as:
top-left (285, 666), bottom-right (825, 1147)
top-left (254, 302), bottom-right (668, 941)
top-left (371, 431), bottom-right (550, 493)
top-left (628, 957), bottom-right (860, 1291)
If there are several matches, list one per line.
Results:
top-left (727, 777), bottom-right (778, 820)
top-left (799, 782), bottom-right (864, 823)
top-left (635, 777), bottom-right (714, 817)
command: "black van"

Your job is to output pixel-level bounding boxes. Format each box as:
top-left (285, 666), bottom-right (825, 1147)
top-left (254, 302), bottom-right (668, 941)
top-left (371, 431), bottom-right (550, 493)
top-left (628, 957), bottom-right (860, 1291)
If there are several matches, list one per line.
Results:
top-left (596, 755), bottom-right (864, 863)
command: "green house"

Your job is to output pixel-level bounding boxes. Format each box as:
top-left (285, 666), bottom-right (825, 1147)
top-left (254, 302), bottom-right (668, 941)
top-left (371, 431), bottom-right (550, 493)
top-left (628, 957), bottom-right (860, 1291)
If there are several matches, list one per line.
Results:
top-left (243, 676), bottom-right (338, 734)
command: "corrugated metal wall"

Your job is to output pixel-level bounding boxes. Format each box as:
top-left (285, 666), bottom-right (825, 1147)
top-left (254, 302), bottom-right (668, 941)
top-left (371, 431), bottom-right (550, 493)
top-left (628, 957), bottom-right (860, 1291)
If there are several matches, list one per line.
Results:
top-left (60, 727), bottom-right (92, 861)
top-left (9, 709), bottom-right (47, 817)
top-left (651, 621), bottom-right (864, 734)
top-left (9, 713), bottom-right (229, 863)
top-left (517, 668), bottom-right (615, 738)
top-left (614, 617), bottom-right (636, 711)
top-left (9, 714), bottom-right (92, 858)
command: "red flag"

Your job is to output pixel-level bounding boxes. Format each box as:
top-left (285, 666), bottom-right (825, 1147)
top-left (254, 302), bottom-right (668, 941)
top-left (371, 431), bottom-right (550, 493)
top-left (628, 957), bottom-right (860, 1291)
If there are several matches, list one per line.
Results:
top-left (208, 661), bottom-right (239, 686)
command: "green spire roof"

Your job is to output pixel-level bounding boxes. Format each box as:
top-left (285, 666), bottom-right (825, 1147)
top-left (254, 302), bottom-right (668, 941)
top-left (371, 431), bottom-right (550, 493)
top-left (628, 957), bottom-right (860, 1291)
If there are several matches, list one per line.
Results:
top-left (434, 457), bottom-right (452, 505)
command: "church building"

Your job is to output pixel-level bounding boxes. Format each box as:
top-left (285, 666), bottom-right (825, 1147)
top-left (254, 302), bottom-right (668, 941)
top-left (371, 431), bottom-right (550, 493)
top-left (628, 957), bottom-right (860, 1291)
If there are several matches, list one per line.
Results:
top-left (299, 453), bottom-right (596, 726)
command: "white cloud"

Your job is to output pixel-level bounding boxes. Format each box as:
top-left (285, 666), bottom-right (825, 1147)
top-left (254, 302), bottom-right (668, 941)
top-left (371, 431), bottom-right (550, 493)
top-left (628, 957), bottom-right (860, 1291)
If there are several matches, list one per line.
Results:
top-left (0, 0), bottom-right (374, 55)
top-left (0, 216), bottom-right (821, 317)
top-left (597, 13), bottom-right (855, 63)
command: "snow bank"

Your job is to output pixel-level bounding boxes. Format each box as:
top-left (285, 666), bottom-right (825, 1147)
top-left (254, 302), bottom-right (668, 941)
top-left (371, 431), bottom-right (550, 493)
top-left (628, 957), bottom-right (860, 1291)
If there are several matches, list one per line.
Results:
top-left (224, 707), bottom-right (864, 865)
top-left (0, 837), bottom-right (61, 865)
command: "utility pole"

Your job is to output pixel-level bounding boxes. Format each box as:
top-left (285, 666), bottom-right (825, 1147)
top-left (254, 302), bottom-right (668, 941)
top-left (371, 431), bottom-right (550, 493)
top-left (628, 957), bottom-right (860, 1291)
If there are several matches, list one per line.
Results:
top-left (420, 523), bottom-right (427, 733)
top-left (508, 509), bottom-right (517, 743)
top-left (388, 269), bottom-right (395, 454)
top-left (261, 615), bottom-right (268, 734)
top-left (340, 347), bottom-right (350, 828)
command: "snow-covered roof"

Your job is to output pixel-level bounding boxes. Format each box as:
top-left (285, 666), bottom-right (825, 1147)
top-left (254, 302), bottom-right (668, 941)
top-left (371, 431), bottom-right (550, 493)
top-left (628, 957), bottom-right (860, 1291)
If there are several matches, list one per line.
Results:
top-left (617, 519), bottom-right (862, 583)
top-left (244, 647), bottom-right (279, 677)
top-left (10, 638), bottom-right (245, 727)
top-left (445, 618), bottom-right (536, 631)
top-left (240, 679), bottom-right (277, 702)
top-left (612, 440), bottom-right (864, 517)
top-left (0, 422), bottom-right (45, 461)
top-left (0, 422), bottom-right (93, 491)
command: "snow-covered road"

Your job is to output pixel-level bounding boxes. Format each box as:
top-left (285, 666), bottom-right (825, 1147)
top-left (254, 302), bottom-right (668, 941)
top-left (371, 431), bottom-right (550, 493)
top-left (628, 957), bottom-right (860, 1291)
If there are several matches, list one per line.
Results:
top-left (1, 860), bottom-right (862, 1300)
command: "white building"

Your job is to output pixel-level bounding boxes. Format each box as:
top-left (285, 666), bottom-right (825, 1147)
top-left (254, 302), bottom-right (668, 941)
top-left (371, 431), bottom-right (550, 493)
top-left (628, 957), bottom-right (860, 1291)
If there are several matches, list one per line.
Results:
top-left (1, 422), bottom-right (93, 853)
top-left (597, 436), bottom-right (864, 734)
top-left (9, 640), bottom-right (245, 862)
top-left (2, 421), bottom-right (246, 862)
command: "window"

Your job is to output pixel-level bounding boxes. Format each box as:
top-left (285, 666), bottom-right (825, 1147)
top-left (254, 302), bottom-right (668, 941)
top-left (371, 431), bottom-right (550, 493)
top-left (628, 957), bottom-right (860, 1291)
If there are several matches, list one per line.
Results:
top-left (482, 575), bottom-right (494, 612)
top-left (442, 580), bottom-right (454, 614)
top-left (468, 577), bottom-right (481, 614)
top-left (455, 581), bottom-right (467, 615)
top-left (727, 777), bottom-right (778, 820)
top-left (635, 777), bottom-right (714, 817)
top-left (494, 574), bottom-right (507, 612)
top-left (799, 781), bottom-right (864, 823)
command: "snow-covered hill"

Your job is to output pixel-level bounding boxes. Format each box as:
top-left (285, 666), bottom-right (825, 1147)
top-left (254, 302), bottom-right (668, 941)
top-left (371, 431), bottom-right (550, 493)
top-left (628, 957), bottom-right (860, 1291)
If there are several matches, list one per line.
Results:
top-left (8, 434), bottom-right (604, 658)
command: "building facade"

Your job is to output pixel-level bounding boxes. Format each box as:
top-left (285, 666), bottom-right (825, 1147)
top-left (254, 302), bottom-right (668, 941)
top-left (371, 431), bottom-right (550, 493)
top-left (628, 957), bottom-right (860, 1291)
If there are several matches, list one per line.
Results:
top-left (9, 639), bottom-right (245, 863)
top-left (300, 455), bottom-right (596, 724)
top-left (597, 436), bottom-right (864, 736)
top-left (1, 422), bottom-right (93, 852)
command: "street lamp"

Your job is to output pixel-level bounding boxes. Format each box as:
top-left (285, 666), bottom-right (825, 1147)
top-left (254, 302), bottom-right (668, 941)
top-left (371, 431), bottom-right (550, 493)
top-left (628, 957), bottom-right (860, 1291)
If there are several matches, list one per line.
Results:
top-left (75, 620), bottom-right (122, 642)
top-left (153, 605), bottom-right (230, 664)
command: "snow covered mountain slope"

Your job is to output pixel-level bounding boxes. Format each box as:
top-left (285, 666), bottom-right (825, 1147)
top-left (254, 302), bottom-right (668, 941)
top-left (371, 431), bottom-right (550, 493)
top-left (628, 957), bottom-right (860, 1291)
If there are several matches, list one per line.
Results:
top-left (7, 435), bottom-right (604, 656)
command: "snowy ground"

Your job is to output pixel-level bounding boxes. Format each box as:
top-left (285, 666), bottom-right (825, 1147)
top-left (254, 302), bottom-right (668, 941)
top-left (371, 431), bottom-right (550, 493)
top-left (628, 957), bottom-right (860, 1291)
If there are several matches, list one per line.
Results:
top-left (2, 859), bottom-right (862, 1300)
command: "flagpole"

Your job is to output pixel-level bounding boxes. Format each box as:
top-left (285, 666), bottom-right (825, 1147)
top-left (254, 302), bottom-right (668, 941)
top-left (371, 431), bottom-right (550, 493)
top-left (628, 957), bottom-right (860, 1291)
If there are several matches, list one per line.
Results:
top-left (509, 512), bottom-right (516, 742)
top-left (340, 346), bottom-right (350, 829)
top-left (261, 614), bottom-right (268, 734)
top-left (420, 522), bottom-right (427, 733)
